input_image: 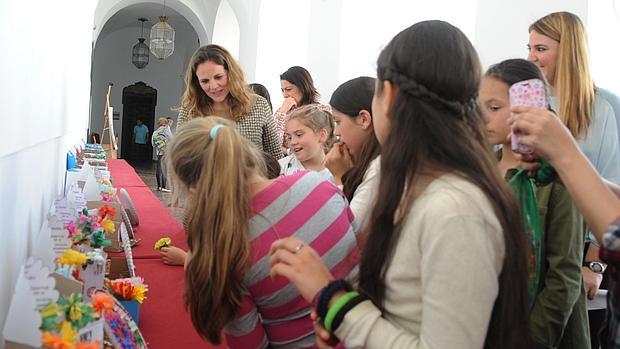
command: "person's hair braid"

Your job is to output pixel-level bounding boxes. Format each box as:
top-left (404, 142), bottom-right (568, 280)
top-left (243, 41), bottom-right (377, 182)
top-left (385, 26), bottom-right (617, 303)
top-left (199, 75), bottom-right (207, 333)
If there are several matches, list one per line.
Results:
top-left (383, 67), bottom-right (465, 115)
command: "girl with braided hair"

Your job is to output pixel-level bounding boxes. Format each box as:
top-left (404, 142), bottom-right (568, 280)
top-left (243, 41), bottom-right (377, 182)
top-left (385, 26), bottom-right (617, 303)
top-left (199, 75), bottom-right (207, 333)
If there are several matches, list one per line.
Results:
top-left (269, 20), bottom-right (531, 348)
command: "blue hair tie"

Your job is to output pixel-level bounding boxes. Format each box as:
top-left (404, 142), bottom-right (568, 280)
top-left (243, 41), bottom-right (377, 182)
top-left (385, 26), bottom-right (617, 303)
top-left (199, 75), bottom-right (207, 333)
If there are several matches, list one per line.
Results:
top-left (210, 124), bottom-right (225, 139)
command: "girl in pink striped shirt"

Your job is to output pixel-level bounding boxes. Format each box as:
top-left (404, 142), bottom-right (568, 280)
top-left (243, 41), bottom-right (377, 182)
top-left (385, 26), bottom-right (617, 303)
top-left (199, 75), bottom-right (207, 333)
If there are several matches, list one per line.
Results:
top-left (166, 116), bottom-right (359, 348)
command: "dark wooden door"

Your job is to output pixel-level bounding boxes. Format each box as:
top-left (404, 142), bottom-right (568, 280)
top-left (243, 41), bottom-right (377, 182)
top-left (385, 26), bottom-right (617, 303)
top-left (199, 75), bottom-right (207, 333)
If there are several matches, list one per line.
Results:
top-left (121, 82), bottom-right (157, 163)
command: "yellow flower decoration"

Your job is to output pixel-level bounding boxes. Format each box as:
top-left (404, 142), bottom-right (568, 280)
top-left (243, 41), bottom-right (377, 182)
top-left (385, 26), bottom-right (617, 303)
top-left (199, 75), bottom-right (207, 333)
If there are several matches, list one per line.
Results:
top-left (61, 321), bottom-right (77, 344)
top-left (154, 237), bottom-right (171, 250)
top-left (68, 303), bottom-right (83, 324)
top-left (40, 303), bottom-right (58, 318)
top-left (57, 249), bottom-right (87, 267)
top-left (132, 284), bottom-right (148, 304)
top-left (101, 219), bottom-right (115, 233)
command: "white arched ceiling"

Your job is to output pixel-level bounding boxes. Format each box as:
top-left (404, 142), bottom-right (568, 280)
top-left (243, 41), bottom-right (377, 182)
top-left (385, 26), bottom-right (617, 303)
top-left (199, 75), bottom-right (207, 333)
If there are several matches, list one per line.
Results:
top-left (212, 0), bottom-right (240, 59)
top-left (93, 0), bottom-right (214, 45)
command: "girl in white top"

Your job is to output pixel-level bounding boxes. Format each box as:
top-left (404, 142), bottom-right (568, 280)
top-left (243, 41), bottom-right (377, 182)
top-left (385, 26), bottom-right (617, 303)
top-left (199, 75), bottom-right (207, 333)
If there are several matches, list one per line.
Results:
top-left (278, 105), bottom-right (335, 182)
top-left (270, 20), bottom-right (531, 349)
top-left (326, 76), bottom-right (381, 224)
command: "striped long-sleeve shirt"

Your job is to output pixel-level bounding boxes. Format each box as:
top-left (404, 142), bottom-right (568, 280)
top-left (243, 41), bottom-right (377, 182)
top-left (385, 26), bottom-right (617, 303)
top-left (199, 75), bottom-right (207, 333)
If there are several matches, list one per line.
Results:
top-left (224, 171), bottom-right (360, 349)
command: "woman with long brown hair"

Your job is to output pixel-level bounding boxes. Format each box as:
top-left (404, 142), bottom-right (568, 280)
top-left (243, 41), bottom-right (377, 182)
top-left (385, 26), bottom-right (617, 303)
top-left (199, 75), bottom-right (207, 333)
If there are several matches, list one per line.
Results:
top-left (270, 20), bottom-right (531, 348)
top-left (177, 45), bottom-right (282, 159)
top-left (166, 117), bottom-right (358, 348)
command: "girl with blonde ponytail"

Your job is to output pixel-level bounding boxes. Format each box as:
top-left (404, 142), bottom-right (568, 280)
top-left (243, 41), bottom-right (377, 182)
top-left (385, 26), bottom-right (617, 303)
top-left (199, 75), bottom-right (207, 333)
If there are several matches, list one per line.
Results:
top-left (166, 117), bottom-right (358, 348)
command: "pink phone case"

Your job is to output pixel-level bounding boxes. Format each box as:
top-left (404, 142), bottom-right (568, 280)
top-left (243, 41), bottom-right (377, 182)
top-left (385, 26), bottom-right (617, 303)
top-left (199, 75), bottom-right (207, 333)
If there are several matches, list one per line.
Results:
top-left (509, 78), bottom-right (548, 153)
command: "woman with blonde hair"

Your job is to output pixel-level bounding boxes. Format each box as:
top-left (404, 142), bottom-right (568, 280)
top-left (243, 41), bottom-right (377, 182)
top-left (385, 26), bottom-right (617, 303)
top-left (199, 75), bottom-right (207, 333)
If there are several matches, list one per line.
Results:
top-left (528, 12), bottom-right (620, 323)
top-left (177, 45), bottom-right (282, 159)
top-left (166, 117), bottom-right (358, 348)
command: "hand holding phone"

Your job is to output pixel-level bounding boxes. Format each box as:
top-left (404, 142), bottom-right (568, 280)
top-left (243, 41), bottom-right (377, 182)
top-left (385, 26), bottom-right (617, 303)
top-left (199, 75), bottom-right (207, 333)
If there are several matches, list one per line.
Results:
top-left (509, 78), bottom-right (548, 153)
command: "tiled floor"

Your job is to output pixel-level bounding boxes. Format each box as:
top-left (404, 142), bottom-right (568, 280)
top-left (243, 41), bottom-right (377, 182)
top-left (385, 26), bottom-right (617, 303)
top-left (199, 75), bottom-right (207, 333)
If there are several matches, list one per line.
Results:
top-left (131, 161), bottom-right (185, 223)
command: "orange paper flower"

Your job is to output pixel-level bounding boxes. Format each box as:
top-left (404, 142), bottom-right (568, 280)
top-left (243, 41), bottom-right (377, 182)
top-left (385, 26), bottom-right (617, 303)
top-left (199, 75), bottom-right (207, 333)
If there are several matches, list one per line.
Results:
top-left (91, 293), bottom-right (114, 314)
top-left (97, 205), bottom-right (116, 219)
top-left (75, 341), bottom-right (100, 349)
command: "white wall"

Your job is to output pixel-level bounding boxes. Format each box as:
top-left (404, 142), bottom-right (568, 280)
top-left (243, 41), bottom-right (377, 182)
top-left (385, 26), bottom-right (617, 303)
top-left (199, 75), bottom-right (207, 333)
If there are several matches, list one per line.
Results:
top-left (90, 24), bottom-right (199, 154)
top-left (0, 0), bottom-right (96, 343)
top-left (212, 0), bottom-right (240, 59)
top-left (588, 0), bottom-right (620, 94)
top-left (474, 0), bottom-right (587, 70)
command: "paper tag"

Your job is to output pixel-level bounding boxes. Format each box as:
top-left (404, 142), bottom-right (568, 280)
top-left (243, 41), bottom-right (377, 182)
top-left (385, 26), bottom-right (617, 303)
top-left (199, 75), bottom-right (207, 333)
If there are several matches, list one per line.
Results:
top-left (23, 258), bottom-right (59, 310)
top-left (2, 268), bottom-right (41, 346)
top-left (53, 197), bottom-right (75, 225)
top-left (48, 214), bottom-right (72, 257)
top-left (77, 319), bottom-right (104, 346)
top-left (81, 251), bottom-right (106, 301)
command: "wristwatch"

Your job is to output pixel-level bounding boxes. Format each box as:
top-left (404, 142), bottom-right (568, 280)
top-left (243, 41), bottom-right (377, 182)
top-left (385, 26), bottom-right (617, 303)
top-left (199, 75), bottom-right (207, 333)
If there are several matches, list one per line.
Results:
top-left (583, 261), bottom-right (606, 274)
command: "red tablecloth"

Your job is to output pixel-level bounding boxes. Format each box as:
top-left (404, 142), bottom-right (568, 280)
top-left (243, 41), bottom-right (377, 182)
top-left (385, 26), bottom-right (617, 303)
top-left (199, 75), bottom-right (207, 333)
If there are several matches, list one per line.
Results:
top-left (107, 160), bottom-right (223, 348)
top-left (135, 259), bottom-right (223, 349)
top-left (107, 159), bottom-right (147, 187)
top-left (111, 186), bottom-right (187, 259)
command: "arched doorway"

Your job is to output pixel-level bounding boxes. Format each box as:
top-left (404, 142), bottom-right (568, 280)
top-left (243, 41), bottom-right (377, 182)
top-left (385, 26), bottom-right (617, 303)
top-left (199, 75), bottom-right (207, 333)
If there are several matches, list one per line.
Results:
top-left (121, 82), bottom-right (157, 163)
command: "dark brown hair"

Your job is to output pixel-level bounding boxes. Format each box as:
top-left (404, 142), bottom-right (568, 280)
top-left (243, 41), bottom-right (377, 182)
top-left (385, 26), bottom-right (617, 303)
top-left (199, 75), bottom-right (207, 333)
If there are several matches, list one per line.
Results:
top-left (280, 66), bottom-right (319, 106)
top-left (358, 21), bottom-right (531, 348)
top-left (329, 76), bottom-right (381, 201)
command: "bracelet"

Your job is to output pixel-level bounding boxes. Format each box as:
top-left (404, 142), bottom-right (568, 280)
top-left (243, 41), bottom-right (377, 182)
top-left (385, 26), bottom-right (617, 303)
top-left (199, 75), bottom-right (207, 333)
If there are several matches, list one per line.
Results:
top-left (324, 291), bottom-right (360, 332)
top-left (316, 280), bottom-right (352, 322)
top-left (330, 293), bottom-right (367, 333)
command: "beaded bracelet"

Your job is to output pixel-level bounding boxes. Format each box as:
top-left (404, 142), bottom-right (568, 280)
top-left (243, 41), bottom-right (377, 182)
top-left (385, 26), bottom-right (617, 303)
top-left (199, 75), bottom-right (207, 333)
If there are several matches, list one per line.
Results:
top-left (316, 280), bottom-right (352, 322)
top-left (324, 291), bottom-right (360, 332)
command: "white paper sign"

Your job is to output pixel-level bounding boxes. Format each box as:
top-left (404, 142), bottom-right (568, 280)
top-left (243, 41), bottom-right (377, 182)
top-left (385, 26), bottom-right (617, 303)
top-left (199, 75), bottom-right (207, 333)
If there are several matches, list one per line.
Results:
top-left (2, 269), bottom-right (41, 346)
top-left (48, 213), bottom-right (72, 257)
top-left (24, 258), bottom-right (60, 310)
top-left (53, 197), bottom-right (76, 225)
top-left (78, 319), bottom-right (104, 347)
top-left (81, 251), bottom-right (106, 302)
top-left (3, 257), bottom-right (59, 346)
top-left (32, 218), bottom-right (57, 269)
top-left (83, 171), bottom-right (101, 201)
top-left (68, 183), bottom-right (87, 213)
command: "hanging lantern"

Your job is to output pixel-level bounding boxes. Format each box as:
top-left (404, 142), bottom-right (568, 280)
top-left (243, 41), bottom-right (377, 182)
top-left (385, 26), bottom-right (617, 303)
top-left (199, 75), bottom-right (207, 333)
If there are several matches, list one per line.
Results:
top-left (150, 15), bottom-right (175, 60)
top-left (132, 18), bottom-right (149, 69)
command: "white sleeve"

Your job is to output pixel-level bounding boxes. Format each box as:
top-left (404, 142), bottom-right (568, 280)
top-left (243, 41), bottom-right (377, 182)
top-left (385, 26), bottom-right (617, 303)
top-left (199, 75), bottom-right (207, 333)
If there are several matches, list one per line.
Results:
top-left (349, 157), bottom-right (380, 225)
top-left (336, 215), bottom-right (502, 349)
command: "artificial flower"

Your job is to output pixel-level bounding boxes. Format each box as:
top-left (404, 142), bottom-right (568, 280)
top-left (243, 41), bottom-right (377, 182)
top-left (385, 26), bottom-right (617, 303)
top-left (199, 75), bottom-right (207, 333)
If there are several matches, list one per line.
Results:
top-left (98, 205), bottom-right (116, 219)
top-left (60, 294), bottom-right (94, 329)
top-left (41, 332), bottom-right (72, 349)
top-left (57, 249), bottom-right (87, 267)
top-left (64, 221), bottom-right (78, 237)
top-left (100, 219), bottom-right (115, 234)
top-left (75, 341), bottom-right (100, 349)
top-left (79, 214), bottom-right (88, 225)
top-left (91, 293), bottom-right (114, 314)
top-left (89, 230), bottom-right (111, 248)
top-left (39, 303), bottom-right (60, 332)
top-left (60, 321), bottom-right (77, 344)
top-left (154, 237), bottom-right (171, 250)
top-left (101, 193), bottom-right (113, 202)
top-left (105, 278), bottom-right (148, 303)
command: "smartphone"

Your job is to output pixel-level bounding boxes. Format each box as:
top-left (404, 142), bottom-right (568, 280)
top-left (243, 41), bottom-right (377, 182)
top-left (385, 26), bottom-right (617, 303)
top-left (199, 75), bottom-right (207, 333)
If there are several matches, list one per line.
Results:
top-left (508, 78), bottom-right (548, 154)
